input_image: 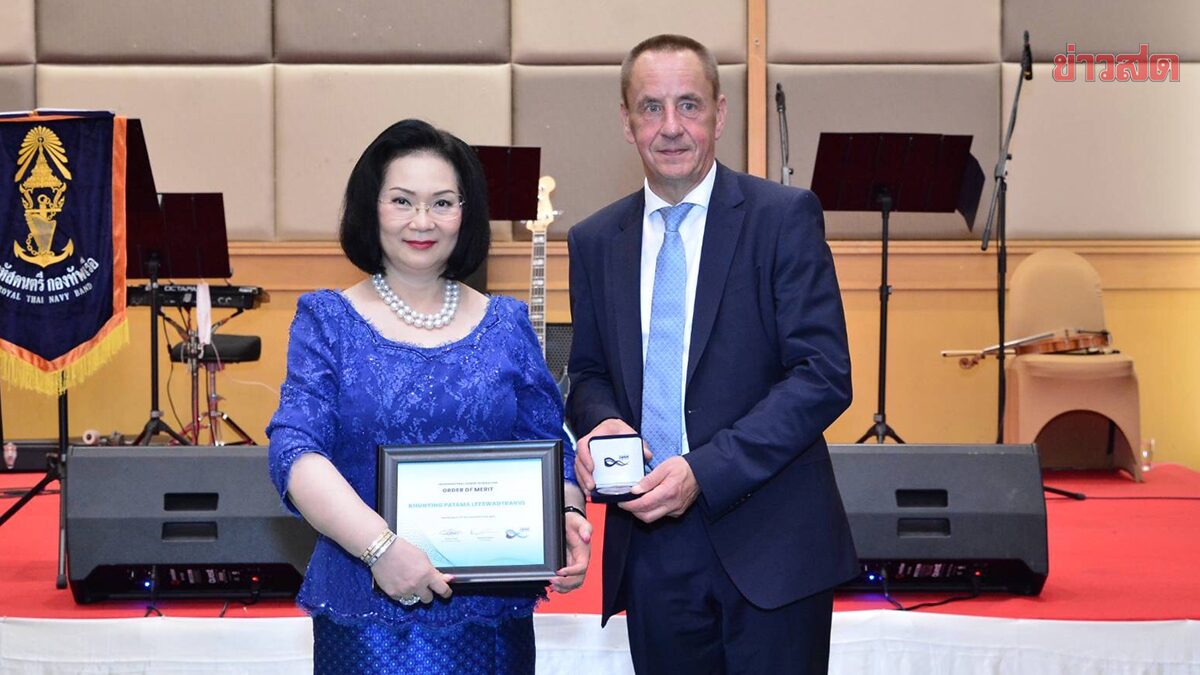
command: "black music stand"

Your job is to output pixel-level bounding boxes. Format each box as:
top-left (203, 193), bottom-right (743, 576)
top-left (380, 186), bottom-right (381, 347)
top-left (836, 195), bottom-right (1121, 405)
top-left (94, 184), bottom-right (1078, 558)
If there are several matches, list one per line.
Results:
top-left (473, 146), bottom-right (541, 222)
top-left (128, 186), bottom-right (231, 446)
top-left (474, 145), bottom-right (543, 250)
top-left (811, 132), bottom-right (980, 444)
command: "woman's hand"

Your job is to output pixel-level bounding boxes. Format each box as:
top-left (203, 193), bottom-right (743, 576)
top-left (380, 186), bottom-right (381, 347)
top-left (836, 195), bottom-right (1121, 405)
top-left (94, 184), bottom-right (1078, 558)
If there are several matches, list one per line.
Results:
top-left (551, 510), bottom-right (592, 593)
top-left (370, 537), bottom-right (454, 605)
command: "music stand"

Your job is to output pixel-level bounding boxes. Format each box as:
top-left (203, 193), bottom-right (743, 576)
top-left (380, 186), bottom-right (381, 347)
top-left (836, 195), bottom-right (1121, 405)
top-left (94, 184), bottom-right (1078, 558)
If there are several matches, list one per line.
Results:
top-left (128, 185), bottom-right (232, 445)
top-left (811, 132), bottom-right (979, 444)
top-left (472, 146), bottom-right (541, 222)
top-left (475, 145), bottom-right (543, 246)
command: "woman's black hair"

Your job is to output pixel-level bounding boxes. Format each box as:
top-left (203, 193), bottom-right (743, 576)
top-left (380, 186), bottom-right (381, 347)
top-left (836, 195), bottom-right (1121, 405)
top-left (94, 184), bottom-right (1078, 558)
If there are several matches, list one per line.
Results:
top-left (339, 119), bottom-right (489, 280)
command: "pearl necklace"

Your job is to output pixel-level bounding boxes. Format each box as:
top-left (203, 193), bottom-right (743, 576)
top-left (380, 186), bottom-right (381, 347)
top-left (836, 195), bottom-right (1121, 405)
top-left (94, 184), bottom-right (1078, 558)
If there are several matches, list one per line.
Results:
top-left (371, 273), bottom-right (459, 330)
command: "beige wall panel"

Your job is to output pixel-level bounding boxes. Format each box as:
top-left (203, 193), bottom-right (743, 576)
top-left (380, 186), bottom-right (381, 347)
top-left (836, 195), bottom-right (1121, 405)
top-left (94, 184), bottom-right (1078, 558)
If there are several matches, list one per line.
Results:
top-left (36, 65), bottom-right (275, 241)
top-left (1003, 63), bottom-right (1200, 239)
top-left (37, 0), bottom-right (271, 63)
top-left (769, 0), bottom-right (1000, 63)
top-left (0, 66), bottom-right (35, 111)
top-left (275, 65), bottom-right (512, 240)
top-left (1003, 0), bottom-right (1200, 62)
top-left (512, 65), bottom-right (746, 240)
top-left (512, 0), bottom-right (745, 65)
top-left (767, 64), bottom-right (999, 239)
top-left (275, 0), bottom-right (510, 63)
top-left (0, 0), bottom-right (34, 63)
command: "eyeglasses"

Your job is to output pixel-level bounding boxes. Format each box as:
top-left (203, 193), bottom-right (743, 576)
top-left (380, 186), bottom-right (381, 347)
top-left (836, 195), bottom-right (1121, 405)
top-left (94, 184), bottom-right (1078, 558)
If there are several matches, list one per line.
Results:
top-left (378, 195), bottom-right (465, 223)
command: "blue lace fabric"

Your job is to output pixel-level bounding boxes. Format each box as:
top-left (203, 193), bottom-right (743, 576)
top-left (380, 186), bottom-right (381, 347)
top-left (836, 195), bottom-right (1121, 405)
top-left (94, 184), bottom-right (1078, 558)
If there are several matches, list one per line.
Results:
top-left (266, 290), bottom-right (576, 633)
top-left (312, 614), bottom-right (535, 675)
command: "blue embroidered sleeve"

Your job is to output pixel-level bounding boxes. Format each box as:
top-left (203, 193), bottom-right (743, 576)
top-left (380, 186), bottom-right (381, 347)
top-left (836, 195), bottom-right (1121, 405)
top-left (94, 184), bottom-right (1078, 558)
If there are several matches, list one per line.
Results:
top-left (266, 293), bottom-right (338, 516)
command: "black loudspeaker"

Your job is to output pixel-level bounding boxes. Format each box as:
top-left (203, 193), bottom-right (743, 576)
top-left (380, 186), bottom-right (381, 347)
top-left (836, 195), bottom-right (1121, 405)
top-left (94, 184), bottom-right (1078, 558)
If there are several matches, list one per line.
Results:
top-left (66, 445), bottom-right (317, 603)
top-left (829, 444), bottom-right (1048, 595)
top-left (545, 323), bottom-right (573, 379)
top-left (1, 439), bottom-right (59, 473)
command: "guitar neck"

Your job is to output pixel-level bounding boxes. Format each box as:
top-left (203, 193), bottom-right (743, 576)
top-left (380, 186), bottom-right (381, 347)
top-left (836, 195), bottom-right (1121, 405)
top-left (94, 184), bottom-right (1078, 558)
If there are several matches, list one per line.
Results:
top-left (529, 230), bottom-right (547, 355)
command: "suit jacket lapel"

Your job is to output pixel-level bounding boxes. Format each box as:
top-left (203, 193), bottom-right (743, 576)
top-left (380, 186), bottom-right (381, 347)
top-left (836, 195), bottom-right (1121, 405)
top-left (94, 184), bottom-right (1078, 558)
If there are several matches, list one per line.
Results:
top-left (688, 164), bottom-right (744, 385)
top-left (610, 193), bottom-right (645, 421)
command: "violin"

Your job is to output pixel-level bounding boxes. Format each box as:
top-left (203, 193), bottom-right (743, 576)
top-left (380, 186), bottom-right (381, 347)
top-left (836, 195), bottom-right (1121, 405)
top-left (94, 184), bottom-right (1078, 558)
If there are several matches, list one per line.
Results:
top-left (1013, 331), bottom-right (1109, 356)
top-left (942, 330), bottom-right (1110, 369)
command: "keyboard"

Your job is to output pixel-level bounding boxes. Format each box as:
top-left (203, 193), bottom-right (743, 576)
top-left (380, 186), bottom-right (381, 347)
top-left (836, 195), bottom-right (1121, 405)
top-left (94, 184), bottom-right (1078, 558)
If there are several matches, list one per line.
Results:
top-left (127, 284), bottom-right (268, 310)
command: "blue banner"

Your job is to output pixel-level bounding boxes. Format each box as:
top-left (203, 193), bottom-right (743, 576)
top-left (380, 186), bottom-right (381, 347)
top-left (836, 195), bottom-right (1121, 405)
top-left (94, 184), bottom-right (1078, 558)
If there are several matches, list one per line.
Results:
top-left (0, 112), bottom-right (127, 395)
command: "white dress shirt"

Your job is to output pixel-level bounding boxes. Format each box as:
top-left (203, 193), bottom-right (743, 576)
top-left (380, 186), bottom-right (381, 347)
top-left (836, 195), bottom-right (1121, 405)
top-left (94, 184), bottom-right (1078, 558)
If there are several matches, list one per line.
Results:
top-left (639, 161), bottom-right (718, 455)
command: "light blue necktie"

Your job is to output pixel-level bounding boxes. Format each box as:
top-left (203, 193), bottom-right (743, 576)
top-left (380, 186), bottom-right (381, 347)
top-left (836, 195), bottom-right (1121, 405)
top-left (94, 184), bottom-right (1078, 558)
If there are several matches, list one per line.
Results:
top-left (642, 203), bottom-right (693, 469)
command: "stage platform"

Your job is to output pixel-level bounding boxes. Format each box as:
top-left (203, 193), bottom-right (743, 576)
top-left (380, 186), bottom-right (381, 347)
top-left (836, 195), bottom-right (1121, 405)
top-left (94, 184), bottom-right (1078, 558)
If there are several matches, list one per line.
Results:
top-left (2, 463), bottom-right (1198, 673)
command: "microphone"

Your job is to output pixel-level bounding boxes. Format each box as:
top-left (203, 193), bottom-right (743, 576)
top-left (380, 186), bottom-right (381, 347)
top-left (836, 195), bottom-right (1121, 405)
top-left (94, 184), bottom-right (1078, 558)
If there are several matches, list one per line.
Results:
top-left (1022, 30), bottom-right (1033, 81)
top-left (776, 83), bottom-right (793, 186)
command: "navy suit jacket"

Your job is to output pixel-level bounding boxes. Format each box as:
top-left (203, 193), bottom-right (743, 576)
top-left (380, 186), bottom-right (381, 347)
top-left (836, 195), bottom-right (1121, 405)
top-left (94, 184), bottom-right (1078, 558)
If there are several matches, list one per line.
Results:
top-left (566, 164), bottom-right (859, 623)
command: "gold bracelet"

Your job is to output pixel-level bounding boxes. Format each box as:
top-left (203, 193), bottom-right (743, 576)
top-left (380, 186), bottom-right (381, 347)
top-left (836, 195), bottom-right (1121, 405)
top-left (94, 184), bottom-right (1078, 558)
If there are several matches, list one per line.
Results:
top-left (368, 532), bottom-right (397, 568)
top-left (360, 529), bottom-right (397, 567)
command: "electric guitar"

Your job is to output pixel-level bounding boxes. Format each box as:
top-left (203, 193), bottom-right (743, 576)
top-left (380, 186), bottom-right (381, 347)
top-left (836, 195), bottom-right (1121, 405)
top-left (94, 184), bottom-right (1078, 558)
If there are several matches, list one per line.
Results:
top-left (524, 176), bottom-right (571, 400)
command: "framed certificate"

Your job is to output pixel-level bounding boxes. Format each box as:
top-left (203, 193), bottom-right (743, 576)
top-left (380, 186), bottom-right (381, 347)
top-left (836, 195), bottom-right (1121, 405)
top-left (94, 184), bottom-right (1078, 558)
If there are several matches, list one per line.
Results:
top-left (377, 440), bottom-right (565, 584)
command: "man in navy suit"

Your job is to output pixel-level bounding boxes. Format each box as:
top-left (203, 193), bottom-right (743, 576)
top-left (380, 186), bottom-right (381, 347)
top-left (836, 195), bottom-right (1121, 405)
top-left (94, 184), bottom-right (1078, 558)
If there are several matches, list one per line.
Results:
top-left (566, 34), bottom-right (859, 674)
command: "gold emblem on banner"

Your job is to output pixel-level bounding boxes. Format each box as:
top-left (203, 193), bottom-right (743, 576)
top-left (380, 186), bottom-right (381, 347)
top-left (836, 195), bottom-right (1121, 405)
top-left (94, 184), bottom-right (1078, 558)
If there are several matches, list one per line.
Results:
top-left (13, 126), bottom-right (74, 268)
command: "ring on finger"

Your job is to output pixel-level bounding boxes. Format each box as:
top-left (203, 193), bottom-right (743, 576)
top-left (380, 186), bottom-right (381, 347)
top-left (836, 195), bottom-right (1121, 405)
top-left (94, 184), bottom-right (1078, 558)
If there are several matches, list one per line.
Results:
top-left (397, 593), bottom-right (421, 606)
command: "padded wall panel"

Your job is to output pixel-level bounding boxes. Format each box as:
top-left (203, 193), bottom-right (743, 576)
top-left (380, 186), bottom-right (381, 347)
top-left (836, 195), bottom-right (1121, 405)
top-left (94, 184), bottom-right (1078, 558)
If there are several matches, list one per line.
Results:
top-left (36, 0), bottom-right (271, 63)
top-left (275, 65), bottom-right (512, 240)
top-left (1003, 63), bottom-right (1200, 239)
top-left (275, 0), bottom-right (510, 63)
top-left (512, 64), bottom-right (746, 240)
top-left (512, 0), bottom-right (745, 65)
top-left (767, 64), bottom-right (999, 239)
top-left (1003, 0), bottom-right (1200, 62)
top-left (0, 0), bottom-right (34, 63)
top-left (769, 0), bottom-right (1000, 63)
top-left (37, 65), bottom-right (275, 241)
top-left (0, 66), bottom-right (35, 111)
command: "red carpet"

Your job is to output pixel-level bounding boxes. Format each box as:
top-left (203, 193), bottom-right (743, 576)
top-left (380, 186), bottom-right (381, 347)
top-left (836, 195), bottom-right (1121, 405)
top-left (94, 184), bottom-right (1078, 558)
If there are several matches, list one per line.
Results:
top-left (2, 464), bottom-right (1198, 621)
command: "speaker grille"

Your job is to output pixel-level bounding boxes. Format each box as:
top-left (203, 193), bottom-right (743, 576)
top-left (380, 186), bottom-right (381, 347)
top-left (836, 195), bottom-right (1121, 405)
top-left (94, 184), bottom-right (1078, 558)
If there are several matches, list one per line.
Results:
top-left (545, 323), bottom-right (573, 379)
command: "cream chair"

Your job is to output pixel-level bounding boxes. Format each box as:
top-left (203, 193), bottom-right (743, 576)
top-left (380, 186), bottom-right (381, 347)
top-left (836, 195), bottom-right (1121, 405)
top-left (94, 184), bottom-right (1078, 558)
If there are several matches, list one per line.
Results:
top-left (1003, 250), bottom-right (1142, 481)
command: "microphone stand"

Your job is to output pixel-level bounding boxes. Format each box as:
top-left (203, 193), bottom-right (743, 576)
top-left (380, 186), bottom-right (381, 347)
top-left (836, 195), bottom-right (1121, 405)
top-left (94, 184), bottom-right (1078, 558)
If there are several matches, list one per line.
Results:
top-left (981, 30), bottom-right (1032, 444)
top-left (980, 33), bottom-right (1079, 500)
top-left (776, 83), bottom-right (793, 186)
top-left (0, 375), bottom-right (71, 589)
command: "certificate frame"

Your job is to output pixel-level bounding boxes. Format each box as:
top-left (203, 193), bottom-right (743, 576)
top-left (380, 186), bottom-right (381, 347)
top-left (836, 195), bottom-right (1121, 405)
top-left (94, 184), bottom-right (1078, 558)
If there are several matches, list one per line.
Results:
top-left (377, 439), bottom-right (565, 584)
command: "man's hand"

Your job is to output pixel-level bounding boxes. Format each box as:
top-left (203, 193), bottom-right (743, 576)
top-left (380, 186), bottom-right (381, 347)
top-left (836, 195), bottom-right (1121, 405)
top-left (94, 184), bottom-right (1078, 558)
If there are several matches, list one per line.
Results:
top-left (619, 456), bottom-right (700, 523)
top-left (575, 418), bottom-right (640, 494)
top-left (551, 510), bottom-right (593, 593)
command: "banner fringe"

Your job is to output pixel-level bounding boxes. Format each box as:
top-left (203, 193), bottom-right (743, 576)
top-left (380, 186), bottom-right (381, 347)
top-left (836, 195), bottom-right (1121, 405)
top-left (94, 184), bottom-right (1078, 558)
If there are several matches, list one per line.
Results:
top-left (0, 322), bottom-right (128, 396)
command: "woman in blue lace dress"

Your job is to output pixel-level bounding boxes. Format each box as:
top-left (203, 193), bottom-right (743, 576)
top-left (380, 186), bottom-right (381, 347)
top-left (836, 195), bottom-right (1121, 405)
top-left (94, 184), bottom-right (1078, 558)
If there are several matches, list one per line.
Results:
top-left (267, 119), bottom-right (591, 674)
